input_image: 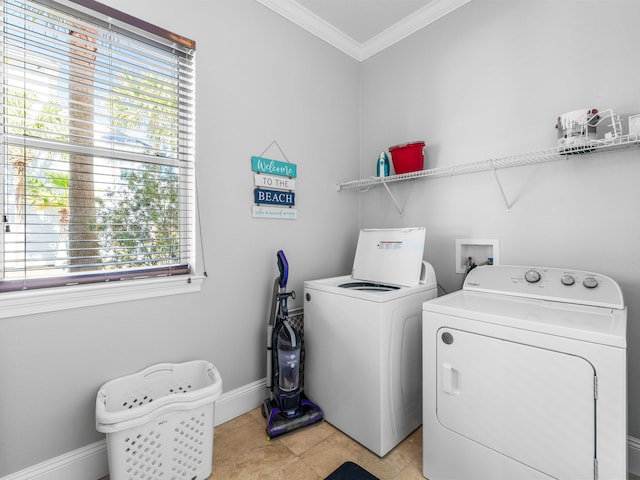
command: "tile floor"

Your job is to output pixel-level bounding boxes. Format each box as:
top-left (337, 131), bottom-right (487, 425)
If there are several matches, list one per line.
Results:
top-left (100, 406), bottom-right (423, 480)
top-left (208, 407), bottom-right (423, 480)
top-left (100, 408), bottom-right (640, 480)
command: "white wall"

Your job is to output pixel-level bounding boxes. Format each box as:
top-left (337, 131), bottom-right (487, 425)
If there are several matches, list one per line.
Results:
top-left (359, 0), bottom-right (640, 438)
top-left (0, 0), bottom-right (360, 476)
top-left (5, 0), bottom-right (640, 477)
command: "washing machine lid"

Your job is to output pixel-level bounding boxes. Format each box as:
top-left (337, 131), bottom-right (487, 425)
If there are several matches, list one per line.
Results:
top-left (351, 227), bottom-right (426, 287)
top-left (305, 275), bottom-right (436, 302)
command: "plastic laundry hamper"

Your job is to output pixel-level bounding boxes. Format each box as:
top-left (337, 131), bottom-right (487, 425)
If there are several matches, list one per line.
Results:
top-left (96, 360), bottom-right (222, 480)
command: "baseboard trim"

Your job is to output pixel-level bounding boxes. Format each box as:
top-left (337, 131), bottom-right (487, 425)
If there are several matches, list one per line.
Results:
top-left (1, 379), bottom-right (267, 480)
top-left (214, 377), bottom-right (267, 425)
top-left (0, 440), bottom-right (108, 480)
top-left (629, 435), bottom-right (640, 476)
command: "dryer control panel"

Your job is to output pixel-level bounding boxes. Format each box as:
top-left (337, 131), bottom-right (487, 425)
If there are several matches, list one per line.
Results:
top-left (463, 265), bottom-right (624, 309)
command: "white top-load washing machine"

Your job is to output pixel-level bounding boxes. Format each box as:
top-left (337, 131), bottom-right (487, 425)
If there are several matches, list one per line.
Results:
top-left (304, 227), bottom-right (437, 457)
top-left (422, 265), bottom-right (627, 480)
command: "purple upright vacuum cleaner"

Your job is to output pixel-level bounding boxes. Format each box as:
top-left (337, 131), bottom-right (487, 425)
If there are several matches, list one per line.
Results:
top-left (262, 250), bottom-right (323, 438)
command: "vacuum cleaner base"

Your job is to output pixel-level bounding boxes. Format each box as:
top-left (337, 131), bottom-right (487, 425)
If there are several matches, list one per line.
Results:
top-left (262, 394), bottom-right (323, 439)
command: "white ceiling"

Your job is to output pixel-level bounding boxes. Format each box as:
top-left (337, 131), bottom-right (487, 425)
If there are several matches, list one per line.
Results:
top-left (254, 0), bottom-right (471, 61)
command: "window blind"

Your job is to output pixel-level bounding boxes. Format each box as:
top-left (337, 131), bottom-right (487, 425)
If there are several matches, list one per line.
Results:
top-left (1, 0), bottom-right (195, 291)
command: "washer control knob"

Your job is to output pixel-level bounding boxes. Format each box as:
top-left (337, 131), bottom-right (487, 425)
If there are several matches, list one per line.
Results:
top-left (561, 275), bottom-right (575, 286)
top-left (524, 269), bottom-right (541, 283)
top-left (583, 277), bottom-right (598, 289)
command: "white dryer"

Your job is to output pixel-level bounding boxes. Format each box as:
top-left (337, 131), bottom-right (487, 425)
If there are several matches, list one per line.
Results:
top-left (304, 227), bottom-right (437, 457)
top-left (422, 265), bottom-right (627, 480)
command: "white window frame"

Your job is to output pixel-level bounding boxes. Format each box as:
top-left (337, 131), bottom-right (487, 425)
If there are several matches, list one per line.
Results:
top-left (0, 0), bottom-right (202, 315)
top-left (0, 274), bottom-right (204, 318)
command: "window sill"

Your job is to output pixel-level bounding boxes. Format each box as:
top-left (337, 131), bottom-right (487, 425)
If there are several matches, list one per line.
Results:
top-left (0, 275), bottom-right (204, 319)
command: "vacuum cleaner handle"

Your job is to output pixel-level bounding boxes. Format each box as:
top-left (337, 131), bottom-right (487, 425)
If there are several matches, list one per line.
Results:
top-left (277, 250), bottom-right (288, 289)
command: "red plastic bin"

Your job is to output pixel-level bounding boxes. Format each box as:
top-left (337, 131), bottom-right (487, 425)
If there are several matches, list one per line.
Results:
top-left (389, 141), bottom-right (425, 174)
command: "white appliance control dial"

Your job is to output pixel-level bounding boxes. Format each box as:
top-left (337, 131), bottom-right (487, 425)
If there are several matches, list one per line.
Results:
top-left (583, 277), bottom-right (599, 289)
top-left (524, 269), bottom-right (541, 283)
top-left (561, 275), bottom-right (576, 286)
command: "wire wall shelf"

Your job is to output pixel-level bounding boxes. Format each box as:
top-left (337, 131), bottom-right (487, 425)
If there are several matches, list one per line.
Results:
top-left (336, 132), bottom-right (640, 192)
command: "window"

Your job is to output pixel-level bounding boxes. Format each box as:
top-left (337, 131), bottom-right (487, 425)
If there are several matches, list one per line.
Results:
top-left (1, 0), bottom-right (196, 293)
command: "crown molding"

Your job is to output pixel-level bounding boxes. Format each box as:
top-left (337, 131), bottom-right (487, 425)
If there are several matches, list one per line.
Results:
top-left (360, 0), bottom-right (472, 61)
top-left (254, 0), bottom-right (471, 62)
top-left (254, 0), bottom-right (362, 60)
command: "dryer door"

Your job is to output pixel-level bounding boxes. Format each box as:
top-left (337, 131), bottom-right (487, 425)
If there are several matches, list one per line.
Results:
top-left (436, 328), bottom-right (595, 480)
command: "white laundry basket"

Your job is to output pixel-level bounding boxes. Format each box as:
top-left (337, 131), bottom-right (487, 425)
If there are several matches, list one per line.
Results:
top-left (96, 360), bottom-right (222, 480)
